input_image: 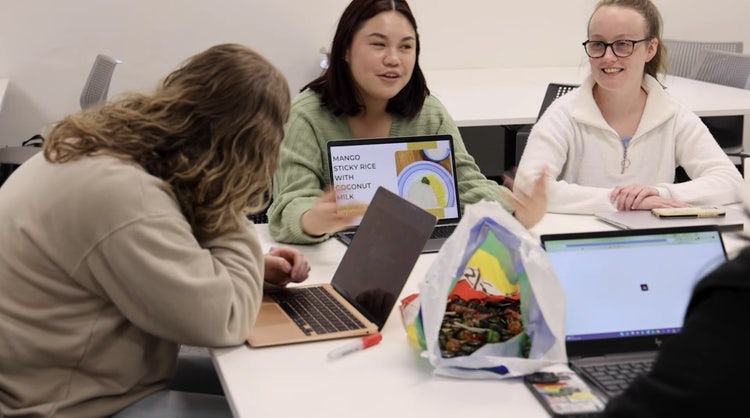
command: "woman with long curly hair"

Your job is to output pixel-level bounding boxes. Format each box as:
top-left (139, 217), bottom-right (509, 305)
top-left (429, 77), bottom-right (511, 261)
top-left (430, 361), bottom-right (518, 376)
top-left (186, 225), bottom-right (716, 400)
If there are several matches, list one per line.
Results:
top-left (0, 44), bottom-right (310, 418)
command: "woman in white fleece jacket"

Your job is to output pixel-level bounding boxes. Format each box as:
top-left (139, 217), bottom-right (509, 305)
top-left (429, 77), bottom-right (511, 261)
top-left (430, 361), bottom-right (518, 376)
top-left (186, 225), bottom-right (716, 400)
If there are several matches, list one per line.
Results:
top-left (515, 0), bottom-right (743, 214)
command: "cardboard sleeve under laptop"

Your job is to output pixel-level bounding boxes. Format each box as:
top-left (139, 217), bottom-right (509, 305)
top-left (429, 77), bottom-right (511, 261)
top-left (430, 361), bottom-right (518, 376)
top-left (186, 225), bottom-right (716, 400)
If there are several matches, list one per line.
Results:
top-left (247, 187), bottom-right (437, 347)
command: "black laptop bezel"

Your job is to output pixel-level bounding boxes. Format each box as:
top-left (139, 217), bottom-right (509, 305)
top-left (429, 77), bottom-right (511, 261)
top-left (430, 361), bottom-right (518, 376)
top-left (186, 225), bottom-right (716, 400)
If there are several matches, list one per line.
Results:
top-left (540, 224), bottom-right (727, 359)
top-left (329, 186), bottom-right (437, 329)
top-left (325, 134), bottom-right (461, 229)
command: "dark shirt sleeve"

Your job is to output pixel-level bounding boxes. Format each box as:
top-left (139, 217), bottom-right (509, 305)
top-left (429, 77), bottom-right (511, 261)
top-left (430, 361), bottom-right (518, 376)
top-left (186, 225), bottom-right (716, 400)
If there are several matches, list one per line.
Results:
top-left (604, 247), bottom-right (750, 418)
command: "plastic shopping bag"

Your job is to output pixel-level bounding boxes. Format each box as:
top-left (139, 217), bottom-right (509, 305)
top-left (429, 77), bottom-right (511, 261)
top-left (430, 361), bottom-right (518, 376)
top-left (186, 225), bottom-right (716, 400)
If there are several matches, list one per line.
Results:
top-left (400, 200), bottom-right (567, 379)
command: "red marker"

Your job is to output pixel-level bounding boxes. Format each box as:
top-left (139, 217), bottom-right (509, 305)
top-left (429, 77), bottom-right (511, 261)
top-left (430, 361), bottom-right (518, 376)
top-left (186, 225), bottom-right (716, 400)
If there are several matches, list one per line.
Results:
top-left (327, 333), bottom-right (383, 360)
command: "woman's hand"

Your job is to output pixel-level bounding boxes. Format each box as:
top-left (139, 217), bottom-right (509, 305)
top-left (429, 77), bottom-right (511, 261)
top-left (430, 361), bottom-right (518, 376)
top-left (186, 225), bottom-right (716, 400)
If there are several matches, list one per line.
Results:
top-left (264, 246), bottom-right (311, 287)
top-left (628, 195), bottom-right (691, 211)
top-left (610, 184), bottom-right (659, 211)
top-left (300, 188), bottom-right (359, 237)
top-left (506, 169), bottom-right (548, 229)
top-left (611, 184), bottom-right (690, 211)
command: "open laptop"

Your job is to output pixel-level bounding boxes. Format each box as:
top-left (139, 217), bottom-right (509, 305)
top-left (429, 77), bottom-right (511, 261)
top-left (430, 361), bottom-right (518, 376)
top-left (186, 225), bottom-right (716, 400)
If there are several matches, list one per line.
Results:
top-left (595, 206), bottom-right (745, 231)
top-left (248, 186), bottom-right (437, 347)
top-left (326, 134), bottom-right (460, 253)
top-left (540, 225), bottom-right (728, 400)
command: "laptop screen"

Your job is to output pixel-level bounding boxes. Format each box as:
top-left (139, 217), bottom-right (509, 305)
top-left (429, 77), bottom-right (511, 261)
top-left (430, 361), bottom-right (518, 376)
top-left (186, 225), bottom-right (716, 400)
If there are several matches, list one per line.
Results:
top-left (331, 187), bottom-right (437, 328)
top-left (542, 226), bottom-right (727, 344)
top-left (327, 135), bottom-right (460, 226)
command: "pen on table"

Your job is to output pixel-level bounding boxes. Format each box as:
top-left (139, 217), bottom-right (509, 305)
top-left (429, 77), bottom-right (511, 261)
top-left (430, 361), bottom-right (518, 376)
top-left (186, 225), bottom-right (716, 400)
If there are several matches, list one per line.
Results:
top-left (327, 333), bottom-right (382, 360)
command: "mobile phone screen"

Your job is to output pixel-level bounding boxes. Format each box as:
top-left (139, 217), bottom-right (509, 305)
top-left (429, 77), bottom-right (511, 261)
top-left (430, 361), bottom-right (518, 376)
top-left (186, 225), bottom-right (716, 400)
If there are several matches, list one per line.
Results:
top-left (524, 372), bottom-right (605, 417)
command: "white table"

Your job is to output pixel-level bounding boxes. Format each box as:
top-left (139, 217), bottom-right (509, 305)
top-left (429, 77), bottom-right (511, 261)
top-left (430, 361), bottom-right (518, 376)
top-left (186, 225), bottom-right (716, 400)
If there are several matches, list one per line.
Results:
top-left (211, 215), bottom-right (748, 418)
top-left (0, 78), bottom-right (8, 113)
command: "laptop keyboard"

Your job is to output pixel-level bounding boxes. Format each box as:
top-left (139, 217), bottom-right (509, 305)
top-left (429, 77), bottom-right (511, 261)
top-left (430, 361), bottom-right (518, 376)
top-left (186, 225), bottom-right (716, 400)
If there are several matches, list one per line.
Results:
top-left (269, 287), bottom-right (365, 335)
top-left (430, 224), bottom-right (456, 239)
top-left (342, 224), bottom-right (455, 242)
top-left (580, 360), bottom-right (654, 396)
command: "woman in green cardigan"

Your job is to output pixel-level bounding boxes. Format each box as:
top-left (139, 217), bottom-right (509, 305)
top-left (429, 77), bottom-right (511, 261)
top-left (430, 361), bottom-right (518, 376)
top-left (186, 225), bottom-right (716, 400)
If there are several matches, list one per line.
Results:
top-left (268, 0), bottom-right (546, 244)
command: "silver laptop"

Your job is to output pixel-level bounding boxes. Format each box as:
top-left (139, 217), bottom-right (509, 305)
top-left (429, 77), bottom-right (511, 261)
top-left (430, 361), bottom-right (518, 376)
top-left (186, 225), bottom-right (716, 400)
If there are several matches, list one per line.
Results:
top-left (595, 206), bottom-right (744, 231)
top-left (541, 225), bottom-right (727, 400)
top-left (248, 186), bottom-right (436, 347)
top-left (326, 134), bottom-right (460, 253)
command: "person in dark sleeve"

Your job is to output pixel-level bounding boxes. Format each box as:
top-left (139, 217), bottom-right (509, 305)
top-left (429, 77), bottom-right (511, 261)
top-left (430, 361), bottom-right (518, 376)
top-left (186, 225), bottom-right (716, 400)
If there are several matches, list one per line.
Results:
top-left (604, 245), bottom-right (750, 417)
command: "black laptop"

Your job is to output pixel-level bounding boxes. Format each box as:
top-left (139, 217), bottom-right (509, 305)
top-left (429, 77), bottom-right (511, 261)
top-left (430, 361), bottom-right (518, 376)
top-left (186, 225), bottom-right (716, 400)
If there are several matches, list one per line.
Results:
top-left (541, 225), bottom-right (728, 400)
top-left (327, 134), bottom-right (460, 253)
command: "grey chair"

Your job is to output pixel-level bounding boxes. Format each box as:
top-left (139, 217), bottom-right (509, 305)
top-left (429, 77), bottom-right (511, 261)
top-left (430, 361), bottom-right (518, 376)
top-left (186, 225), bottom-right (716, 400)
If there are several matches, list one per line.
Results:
top-left (0, 146), bottom-right (41, 187)
top-left (691, 49), bottom-right (750, 89)
top-left (664, 39), bottom-right (743, 78)
top-left (690, 49), bottom-right (750, 173)
top-left (80, 54), bottom-right (122, 110)
top-left (37, 53), bottom-right (123, 143)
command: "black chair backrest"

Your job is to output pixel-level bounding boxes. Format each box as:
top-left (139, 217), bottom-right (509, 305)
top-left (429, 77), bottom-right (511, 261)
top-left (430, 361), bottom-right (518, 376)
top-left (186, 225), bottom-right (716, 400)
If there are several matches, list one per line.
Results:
top-left (247, 212), bottom-right (269, 224)
top-left (246, 193), bottom-right (272, 224)
top-left (0, 146), bottom-right (41, 188)
top-left (507, 83), bottom-right (580, 171)
top-left (537, 83), bottom-right (579, 120)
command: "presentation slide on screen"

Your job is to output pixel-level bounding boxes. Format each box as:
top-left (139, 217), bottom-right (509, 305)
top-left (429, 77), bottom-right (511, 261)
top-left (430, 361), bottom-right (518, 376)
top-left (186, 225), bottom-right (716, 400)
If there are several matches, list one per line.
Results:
top-left (329, 139), bottom-right (458, 225)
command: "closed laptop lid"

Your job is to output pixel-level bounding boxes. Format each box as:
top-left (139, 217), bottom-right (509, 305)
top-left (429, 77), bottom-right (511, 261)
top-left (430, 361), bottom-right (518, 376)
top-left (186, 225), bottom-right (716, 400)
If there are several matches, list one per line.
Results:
top-left (541, 225), bottom-right (727, 358)
top-left (326, 134), bottom-right (460, 227)
top-left (594, 207), bottom-right (744, 231)
top-left (330, 186), bottom-right (437, 328)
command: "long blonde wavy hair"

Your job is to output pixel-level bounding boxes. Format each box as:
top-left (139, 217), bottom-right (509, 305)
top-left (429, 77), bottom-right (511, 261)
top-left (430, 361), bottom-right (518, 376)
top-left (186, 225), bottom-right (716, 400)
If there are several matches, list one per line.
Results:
top-left (43, 44), bottom-right (291, 239)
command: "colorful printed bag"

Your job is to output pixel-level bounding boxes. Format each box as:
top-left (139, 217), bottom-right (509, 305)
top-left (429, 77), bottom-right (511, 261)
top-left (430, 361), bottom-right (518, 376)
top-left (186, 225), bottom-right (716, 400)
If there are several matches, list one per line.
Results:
top-left (401, 200), bottom-right (567, 378)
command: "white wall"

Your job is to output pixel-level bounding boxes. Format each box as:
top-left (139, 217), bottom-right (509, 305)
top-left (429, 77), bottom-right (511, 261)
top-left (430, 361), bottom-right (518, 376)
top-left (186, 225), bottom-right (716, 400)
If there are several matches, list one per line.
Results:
top-left (0, 0), bottom-right (748, 146)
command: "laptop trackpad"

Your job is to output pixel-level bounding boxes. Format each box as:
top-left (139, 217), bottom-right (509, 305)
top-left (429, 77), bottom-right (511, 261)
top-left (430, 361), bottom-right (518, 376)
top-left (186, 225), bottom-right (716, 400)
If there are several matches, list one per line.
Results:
top-left (256, 303), bottom-right (289, 326)
top-left (249, 302), bottom-right (309, 346)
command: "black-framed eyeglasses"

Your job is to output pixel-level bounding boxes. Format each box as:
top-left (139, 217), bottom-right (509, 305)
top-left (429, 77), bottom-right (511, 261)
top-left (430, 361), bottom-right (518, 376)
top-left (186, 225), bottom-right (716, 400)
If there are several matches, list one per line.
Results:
top-left (582, 38), bottom-right (651, 58)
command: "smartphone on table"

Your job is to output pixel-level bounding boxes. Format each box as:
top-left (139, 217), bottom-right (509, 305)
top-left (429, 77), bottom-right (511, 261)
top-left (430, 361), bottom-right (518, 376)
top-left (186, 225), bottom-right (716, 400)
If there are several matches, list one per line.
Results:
top-left (524, 371), bottom-right (605, 418)
top-left (651, 207), bottom-right (726, 218)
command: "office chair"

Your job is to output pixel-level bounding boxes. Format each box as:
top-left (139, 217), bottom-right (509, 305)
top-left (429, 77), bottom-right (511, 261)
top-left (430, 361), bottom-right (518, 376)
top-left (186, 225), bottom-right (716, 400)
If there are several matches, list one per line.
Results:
top-left (691, 49), bottom-right (750, 89)
top-left (246, 191), bottom-right (272, 224)
top-left (664, 39), bottom-right (743, 78)
top-left (690, 49), bottom-right (750, 174)
top-left (511, 83), bottom-right (579, 169)
top-left (0, 146), bottom-right (41, 187)
top-left (247, 209), bottom-right (270, 224)
top-left (80, 54), bottom-right (122, 110)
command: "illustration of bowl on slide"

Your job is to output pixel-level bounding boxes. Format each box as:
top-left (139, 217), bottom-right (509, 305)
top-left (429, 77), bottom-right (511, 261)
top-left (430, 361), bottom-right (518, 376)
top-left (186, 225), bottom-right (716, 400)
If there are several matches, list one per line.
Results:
top-left (397, 161), bottom-right (455, 209)
top-left (422, 147), bottom-right (450, 162)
